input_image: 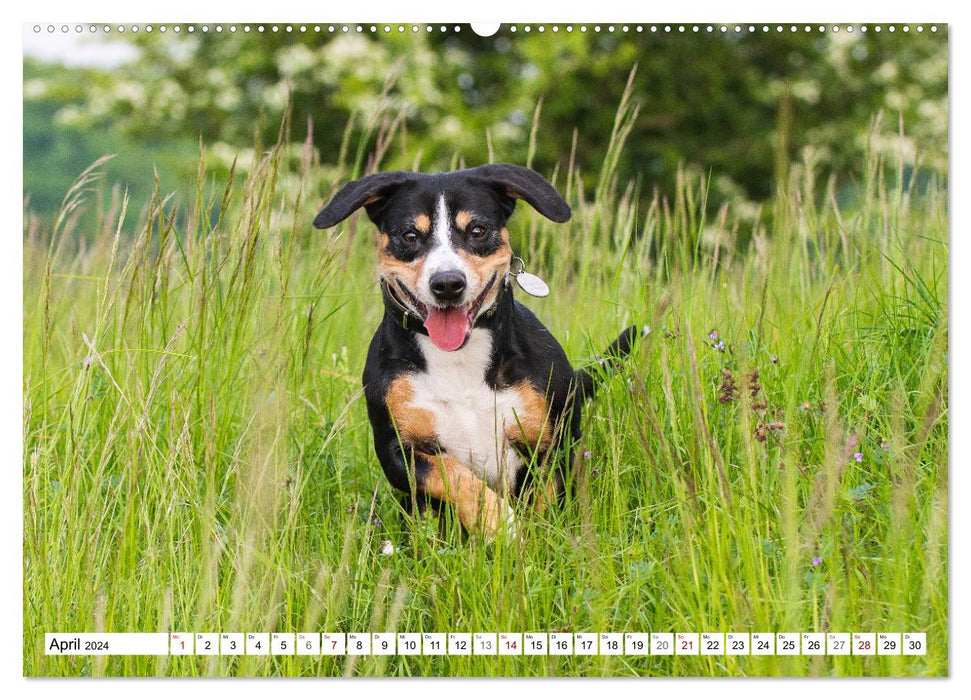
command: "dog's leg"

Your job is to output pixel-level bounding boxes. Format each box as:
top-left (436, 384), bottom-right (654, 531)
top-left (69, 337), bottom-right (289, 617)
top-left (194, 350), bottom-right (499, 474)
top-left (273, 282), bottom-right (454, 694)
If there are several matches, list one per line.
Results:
top-left (370, 387), bottom-right (514, 537)
top-left (531, 472), bottom-right (563, 516)
top-left (417, 452), bottom-right (515, 537)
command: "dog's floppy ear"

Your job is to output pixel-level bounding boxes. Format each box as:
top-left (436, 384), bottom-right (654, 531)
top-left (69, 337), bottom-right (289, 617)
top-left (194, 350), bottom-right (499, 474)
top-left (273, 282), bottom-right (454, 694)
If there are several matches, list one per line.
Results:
top-left (313, 171), bottom-right (416, 229)
top-left (468, 163), bottom-right (571, 223)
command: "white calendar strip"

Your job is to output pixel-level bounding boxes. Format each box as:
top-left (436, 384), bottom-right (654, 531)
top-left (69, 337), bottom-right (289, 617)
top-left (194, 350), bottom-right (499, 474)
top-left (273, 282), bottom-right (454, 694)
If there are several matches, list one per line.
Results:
top-left (45, 632), bottom-right (927, 656)
top-left (46, 633), bottom-right (169, 655)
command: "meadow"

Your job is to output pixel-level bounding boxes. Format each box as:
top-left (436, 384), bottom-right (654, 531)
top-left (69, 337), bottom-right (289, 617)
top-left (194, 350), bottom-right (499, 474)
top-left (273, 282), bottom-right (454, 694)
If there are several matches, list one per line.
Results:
top-left (23, 103), bottom-right (948, 676)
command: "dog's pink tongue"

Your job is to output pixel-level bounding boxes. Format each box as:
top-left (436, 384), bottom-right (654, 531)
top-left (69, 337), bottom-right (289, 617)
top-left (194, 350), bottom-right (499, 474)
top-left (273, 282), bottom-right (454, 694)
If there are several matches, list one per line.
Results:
top-left (424, 306), bottom-right (470, 351)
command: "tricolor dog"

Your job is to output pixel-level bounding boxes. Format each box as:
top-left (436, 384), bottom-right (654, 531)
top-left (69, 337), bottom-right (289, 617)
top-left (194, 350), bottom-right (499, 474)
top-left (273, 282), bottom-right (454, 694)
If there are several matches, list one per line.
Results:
top-left (314, 164), bottom-right (637, 536)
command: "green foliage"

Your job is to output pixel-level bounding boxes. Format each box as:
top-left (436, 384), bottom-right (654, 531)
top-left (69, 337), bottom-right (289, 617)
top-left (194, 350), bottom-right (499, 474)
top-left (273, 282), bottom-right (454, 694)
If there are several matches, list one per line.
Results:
top-left (23, 59), bottom-right (199, 218)
top-left (23, 26), bottom-right (947, 220)
top-left (23, 108), bottom-right (947, 676)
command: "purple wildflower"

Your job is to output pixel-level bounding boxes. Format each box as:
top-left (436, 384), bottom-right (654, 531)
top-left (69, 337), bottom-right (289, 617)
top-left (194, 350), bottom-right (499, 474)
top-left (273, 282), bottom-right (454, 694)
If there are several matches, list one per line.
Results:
top-left (708, 330), bottom-right (719, 341)
top-left (715, 341), bottom-right (725, 352)
top-left (853, 452), bottom-right (863, 463)
top-left (582, 448), bottom-right (592, 459)
top-left (812, 556), bottom-right (823, 568)
top-left (881, 443), bottom-right (889, 451)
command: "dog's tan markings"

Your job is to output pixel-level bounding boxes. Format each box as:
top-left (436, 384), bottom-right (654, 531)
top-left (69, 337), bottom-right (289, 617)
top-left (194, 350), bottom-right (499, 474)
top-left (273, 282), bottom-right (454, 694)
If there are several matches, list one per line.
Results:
top-left (506, 380), bottom-right (553, 448)
top-left (456, 244), bottom-right (511, 279)
top-left (455, 210), bottom-right (473, 230)
top-left (377, 235), bottom-right (423, 296)
top-left (532, 476), bottom-right (560, 516)
top-left (386, 376), bottom-right (436, 442)
top-left (413, 213), bottom-right (431, 234)
top-left (456, 227), bottom-right (512, 311)
top-left (419, 452), bottom-right (508, 534)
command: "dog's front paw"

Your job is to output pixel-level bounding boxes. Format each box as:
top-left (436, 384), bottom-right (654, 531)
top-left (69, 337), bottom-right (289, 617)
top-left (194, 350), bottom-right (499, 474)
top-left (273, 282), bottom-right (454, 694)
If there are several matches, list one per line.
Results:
top-left (501, 504), bottom-right (518, 540)
top-left (477, 496), bottom-right (518, 540)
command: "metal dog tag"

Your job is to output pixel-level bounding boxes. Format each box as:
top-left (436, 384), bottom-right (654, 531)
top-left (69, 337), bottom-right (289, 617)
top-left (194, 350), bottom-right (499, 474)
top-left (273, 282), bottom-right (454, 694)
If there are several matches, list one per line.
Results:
top-left (515, 271), bottom-right (550, 297)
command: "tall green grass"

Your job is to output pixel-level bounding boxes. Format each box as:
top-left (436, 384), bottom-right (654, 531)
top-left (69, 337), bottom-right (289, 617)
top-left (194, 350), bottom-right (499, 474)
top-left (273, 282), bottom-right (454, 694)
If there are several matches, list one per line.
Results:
top-left (23, 104), bottom-right (947, 676)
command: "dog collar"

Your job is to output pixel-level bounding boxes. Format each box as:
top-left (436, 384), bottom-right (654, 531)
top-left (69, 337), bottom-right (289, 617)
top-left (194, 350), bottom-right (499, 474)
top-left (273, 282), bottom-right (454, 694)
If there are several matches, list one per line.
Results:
top-left (478, 274), bottom-right (509, 322)
top-left (381, 278), bottom-right (428, 334)
top-left (380, 275), bottom-right (510, 335)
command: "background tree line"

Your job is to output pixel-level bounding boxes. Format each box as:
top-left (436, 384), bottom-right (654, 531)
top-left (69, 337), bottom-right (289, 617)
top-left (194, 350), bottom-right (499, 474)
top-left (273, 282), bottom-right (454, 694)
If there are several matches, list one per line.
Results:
top-left (24, 25), bottom-right (947, 219)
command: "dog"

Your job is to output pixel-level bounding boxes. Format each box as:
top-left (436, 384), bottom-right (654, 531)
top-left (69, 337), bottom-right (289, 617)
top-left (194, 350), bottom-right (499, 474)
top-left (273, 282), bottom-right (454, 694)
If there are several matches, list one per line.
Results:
top-left (314, 164), bottom-right (638, 536)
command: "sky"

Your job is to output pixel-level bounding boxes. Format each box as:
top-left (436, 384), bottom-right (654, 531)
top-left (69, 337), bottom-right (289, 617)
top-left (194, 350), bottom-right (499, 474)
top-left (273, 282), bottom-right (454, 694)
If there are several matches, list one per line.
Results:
top-left (22, 24), bottom-right (138, 67)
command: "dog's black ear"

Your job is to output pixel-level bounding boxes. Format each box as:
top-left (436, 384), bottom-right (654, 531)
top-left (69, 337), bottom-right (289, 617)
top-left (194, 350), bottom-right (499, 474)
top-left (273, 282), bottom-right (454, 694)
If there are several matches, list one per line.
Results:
top-left (314, 171), bottom-right (416, 229)
top-left (468, 163), bottom-right (571, 223)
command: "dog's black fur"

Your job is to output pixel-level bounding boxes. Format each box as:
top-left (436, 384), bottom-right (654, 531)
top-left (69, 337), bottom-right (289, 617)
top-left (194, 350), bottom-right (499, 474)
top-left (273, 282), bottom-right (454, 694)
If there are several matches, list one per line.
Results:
top-left (315, 164), bottom-right (637, 535)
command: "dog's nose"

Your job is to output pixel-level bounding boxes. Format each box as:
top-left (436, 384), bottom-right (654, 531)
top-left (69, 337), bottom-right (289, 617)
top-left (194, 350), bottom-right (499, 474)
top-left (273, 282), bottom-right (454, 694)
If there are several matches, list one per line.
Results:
top-left (429, 270), bottom-right (467, 304)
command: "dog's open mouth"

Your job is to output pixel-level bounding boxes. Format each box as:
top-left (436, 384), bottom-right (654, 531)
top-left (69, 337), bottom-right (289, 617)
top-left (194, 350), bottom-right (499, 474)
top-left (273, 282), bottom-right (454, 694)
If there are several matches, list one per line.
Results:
top-left (395, 274), bottom-right (495, 352)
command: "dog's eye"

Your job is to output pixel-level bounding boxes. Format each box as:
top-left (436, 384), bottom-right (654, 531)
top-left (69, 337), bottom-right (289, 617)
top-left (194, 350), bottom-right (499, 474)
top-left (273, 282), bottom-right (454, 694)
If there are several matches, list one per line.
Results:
top-left (402, 230), bottom-right (418, 244)
top-left (469, 224), bottom-right (488, 239)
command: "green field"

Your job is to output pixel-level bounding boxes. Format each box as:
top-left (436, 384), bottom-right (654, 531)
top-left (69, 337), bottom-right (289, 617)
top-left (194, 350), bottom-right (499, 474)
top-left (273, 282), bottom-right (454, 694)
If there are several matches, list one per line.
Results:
top-left (23, 108), bottom-right (948, 676)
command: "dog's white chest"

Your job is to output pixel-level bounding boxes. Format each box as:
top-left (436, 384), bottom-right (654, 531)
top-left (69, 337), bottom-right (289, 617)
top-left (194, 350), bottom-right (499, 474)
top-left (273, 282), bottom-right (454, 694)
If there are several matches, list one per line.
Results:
top-left (411, 330), bottom-right (524, 492)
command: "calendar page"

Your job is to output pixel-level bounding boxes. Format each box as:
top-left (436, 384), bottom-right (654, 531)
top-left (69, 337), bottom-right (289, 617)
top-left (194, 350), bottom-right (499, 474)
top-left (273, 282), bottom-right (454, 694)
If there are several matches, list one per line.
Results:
top-left (22, 16), bottom-right (948, 679)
